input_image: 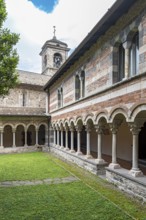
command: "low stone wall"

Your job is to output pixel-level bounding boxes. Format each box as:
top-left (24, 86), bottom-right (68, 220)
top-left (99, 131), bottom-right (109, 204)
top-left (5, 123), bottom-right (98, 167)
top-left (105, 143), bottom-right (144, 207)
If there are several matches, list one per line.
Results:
top-left (0, 145), bottom-right (49, 154)
top-left (106, 167), bottom-right (146, 203)
top-left (50, 145), bottom-right (107, 175)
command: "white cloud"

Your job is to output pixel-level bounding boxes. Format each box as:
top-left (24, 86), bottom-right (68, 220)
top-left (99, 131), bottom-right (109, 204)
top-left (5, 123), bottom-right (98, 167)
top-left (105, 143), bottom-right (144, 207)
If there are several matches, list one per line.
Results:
top-left (4, 0), bottom-right (116, 73)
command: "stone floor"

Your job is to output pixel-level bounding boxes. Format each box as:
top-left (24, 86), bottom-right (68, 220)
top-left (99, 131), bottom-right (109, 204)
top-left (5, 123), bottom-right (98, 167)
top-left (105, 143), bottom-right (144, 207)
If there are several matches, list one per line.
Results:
top-left (0, 176), bottom-right (78, 187)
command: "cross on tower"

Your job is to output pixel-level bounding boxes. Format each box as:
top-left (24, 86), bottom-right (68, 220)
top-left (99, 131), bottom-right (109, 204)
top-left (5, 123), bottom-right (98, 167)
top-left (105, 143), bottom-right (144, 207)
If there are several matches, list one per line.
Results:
top-left (53, 26), bottom-right (56, 39)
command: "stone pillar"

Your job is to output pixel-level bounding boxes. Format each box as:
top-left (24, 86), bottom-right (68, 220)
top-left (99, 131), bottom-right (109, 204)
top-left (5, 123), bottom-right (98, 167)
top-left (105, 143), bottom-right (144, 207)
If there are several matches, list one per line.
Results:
top-left (123, 41), bottom-right (131, 79)
top-left (76, 126), bottom-right (82, 155)
top-left (0, 129), bottom-right (4, 148)
top-left (54, 129), bottom-right (56, 145)
top-left (65, 128), bottom-right (69, 151)
top-left (45, 128), bottom-right (49, 146)
top-left (129, 123), bottom-right (143, 177)
top-left (95, 125), bottom-right (106, 164)
top-left (70, 126), bottom-right (75, 153)
top-left (24, 128), bottom-right (27, 147)
top-left (85, 125), bottom-right (92, 159)
top-left (46, 93), bottom-right (48, 114)
top-left (60, 128), bottom-right (64, 149)
top-left (109, 121), bottom-right (122, 169)
top-left (35, 127), bottom-right (39, 146)
top-left (12, 128), bottom-right (16, 148)
top-left (57, 129), bottom-right (60, 146)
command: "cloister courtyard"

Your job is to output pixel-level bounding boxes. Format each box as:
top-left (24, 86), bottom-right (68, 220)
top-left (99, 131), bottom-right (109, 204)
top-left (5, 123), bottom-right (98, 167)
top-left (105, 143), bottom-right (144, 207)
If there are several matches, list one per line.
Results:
top-left (0, 152), bottom-right (146, 220)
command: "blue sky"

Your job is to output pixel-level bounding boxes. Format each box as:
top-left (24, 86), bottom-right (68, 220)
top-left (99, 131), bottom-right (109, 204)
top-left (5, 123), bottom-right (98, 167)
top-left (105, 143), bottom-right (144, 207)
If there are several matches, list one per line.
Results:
top-left (28, 0), bottom-right (58, 13)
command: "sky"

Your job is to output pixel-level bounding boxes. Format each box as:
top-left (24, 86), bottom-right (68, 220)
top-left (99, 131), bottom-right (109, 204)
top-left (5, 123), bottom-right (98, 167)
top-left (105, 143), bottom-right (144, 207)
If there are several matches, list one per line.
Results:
top-left (4, 0), bottom-right (116, 73)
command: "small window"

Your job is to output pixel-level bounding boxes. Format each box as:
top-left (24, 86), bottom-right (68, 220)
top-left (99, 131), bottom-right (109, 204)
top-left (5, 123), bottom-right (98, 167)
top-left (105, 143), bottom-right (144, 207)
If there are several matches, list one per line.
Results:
top-left (118, 44), bottom-right (125, 81)
top-left (54, 53), bottom-right (62, 68)
top-left (75, 75), bottom-right (80, 100)
top-left (22, 92), bottom-right (26, 107)
top-left (44, 55), bottom-right (47, 66)
top-left (58, 87), bottom-right (63, 108)
top-left (129, 32), bottom-right (139, 76)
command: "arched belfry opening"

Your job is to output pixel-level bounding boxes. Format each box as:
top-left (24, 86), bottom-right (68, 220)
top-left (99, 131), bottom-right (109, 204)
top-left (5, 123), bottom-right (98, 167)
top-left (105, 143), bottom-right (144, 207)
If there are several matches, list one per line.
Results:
top-left (40, 26), bottom-right (70, 77)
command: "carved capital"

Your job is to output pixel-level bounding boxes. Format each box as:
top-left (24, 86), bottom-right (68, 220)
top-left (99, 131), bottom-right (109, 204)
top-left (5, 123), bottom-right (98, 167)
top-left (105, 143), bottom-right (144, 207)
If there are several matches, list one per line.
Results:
top-left (109, 119), bottom-right (123, 134)
top-left (129, 122), bottom-right (142, 135)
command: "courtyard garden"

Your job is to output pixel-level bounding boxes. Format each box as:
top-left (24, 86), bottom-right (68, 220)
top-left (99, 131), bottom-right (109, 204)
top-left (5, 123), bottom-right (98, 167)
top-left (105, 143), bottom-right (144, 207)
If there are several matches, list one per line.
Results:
top-left (0, 152), bottom-right (146, 220)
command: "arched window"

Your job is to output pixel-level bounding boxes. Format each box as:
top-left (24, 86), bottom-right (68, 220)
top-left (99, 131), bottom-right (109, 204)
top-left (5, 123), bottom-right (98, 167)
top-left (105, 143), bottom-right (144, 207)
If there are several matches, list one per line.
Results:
top-left (75, 70), bottom-right (85, 101)
top-left (54, 53), bottom-right (62, 68)
top-left (129, 32), bottom-right (139, 76)
top-left (58, 87), bottom-right (63, 108)
top-left (22, 91), bottom-right (27, 107)
top-left (44, 55), bottom-right (47, 67)
top-left (118, 43), bottom-right (125, 81)
top-left (75, 75), bottom-right (80, 100)
top-left (112, 42), bottom-right (125, 83)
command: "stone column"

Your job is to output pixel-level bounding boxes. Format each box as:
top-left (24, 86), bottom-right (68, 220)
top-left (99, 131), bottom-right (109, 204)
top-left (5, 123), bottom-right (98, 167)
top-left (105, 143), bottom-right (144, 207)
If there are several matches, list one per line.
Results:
top-left (54, 129), bottom-right (56, 145)
top-left (35, 127), bottom-right (39, 146)
top-left (57, 129), bottom-right (60, 146)
top-left (65, 128), bottom-right (69, 151)
top-left (45, 128), bottom-right (49, 146)
top-left (95, 125), bottom-right (106, 164)
top-left (70, 126), bottom-right (75, 153)
top-left (12, 128), bottom-right (16, 148)
top-left (85, 125), bottom-right (92, 159)
top-left (123, 41), bottom-right (131, 79)
top-left (24, 128), bottom-right (27, 147)
top-left (60, 128), bottom-right (64, 149)
top-left (76, 125), bottom-right (82, 155)
top-left (109, 121), bottom-right (122, 169)
top-left (0, 129), bottom-right (4, 148)
top-left (129, 123), bottom-right (143, 177)
top-left (46, 93), bottom-right (49, 114)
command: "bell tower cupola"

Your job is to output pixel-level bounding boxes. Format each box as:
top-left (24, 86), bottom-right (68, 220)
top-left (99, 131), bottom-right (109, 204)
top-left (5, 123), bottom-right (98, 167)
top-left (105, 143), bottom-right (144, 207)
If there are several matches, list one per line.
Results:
top-left (40, 26), bottom-right (70, 77)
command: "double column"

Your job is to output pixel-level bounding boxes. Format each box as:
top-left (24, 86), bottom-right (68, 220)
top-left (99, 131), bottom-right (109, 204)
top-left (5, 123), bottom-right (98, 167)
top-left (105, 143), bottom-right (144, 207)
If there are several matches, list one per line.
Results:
top-left (12, 128), bottom-right (16, 148)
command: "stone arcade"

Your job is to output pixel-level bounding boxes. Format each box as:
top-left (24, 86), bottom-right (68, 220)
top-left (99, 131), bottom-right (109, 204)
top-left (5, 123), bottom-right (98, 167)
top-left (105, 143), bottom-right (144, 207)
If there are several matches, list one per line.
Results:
top-left (0, 0), bottom-right (146, 202)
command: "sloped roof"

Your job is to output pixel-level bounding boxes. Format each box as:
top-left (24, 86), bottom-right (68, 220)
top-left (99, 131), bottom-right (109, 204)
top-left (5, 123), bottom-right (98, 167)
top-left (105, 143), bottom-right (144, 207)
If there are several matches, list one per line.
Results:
top-left (18, 70), bottom-right (51, 87)
top-left (44, 0), bottom-right (136, 90)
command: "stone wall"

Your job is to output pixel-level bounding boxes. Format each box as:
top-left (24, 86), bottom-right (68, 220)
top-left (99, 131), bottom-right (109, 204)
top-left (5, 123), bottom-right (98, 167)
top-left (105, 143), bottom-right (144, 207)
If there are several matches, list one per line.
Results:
top-left (49, 4), bottom-right (146, 114)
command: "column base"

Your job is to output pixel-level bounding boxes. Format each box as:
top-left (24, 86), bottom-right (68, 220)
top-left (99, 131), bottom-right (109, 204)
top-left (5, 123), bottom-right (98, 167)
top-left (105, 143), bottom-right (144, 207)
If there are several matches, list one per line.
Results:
top-left (65, 147), bottom-right (70, 151)
top-left (129, 169), bottom-right (143, 177)
top-left (12, 145), bottom-right (16, 148)
top-left (109, 163), bottom-right (120, 169)
top-left (86, 154), bottom-right (93, 159)
top-left (70, 149), bottom-right (75, 153)
top-left (60, 146), bottom-right (64, 150)
top-left (0, 146), bottom-right (4, 149)
top-left (95, 158), bottom-right (106, 164)
top-left (76, 151), bottom-right (83, 156)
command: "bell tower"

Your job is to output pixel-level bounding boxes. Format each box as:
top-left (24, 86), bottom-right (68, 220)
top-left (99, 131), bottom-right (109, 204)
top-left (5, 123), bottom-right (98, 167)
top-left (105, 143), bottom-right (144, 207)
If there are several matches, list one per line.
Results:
top-left (40, 27), bottom-right (70, 77)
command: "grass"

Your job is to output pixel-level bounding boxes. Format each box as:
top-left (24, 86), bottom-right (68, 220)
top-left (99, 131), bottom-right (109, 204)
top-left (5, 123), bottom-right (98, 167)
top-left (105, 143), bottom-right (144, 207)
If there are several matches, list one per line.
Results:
top-left (0, 152), bottom-right (146, 220)
top-left (0, 152), bottom-right (69, 181)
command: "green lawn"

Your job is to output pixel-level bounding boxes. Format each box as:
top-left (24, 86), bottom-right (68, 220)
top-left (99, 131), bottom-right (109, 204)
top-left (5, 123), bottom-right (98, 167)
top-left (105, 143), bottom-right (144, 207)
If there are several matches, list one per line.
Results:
top-left (0, 152), bottom-right (146, 220)
top-left (0, 152), bottom-right (69, 181)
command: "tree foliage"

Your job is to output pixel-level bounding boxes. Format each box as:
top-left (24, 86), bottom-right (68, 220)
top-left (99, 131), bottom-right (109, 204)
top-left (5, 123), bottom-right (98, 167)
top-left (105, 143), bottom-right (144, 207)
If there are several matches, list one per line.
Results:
top-left (0, 0), bottom-right (19, 96)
